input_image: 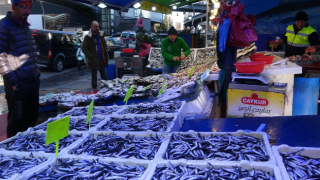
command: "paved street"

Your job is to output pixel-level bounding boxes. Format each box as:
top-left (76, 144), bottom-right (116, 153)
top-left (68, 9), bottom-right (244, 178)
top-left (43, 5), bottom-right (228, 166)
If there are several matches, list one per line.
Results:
top-left (0, 64), bottom-right (93, 115)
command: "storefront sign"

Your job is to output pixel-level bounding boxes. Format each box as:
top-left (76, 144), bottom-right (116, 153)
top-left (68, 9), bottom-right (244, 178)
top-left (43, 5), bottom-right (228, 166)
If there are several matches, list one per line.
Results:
top-left (228, 89), bottom-right (285, 118)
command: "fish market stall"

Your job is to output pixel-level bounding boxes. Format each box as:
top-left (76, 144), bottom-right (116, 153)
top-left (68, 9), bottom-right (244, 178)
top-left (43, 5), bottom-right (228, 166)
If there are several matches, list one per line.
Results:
top-left (231, 51), bottom-right (302, 117)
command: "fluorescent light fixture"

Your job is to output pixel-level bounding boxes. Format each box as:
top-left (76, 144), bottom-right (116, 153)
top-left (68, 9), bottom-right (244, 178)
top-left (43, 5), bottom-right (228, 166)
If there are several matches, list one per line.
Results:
top-left (98, 3), bottom-right (107, 8)
top-left (133, 2), bottom-right (142, 9)
top-left (214, 3), bottom-right (220, 9)
top-left (173, 5), bottom-right (177, 9)
top-left (152, 6), bottom-right (156, 11)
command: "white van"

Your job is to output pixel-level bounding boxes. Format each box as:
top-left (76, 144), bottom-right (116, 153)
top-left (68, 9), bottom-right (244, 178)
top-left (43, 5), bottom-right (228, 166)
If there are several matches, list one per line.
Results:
top-left (120, 31), bottom-right (136, 48)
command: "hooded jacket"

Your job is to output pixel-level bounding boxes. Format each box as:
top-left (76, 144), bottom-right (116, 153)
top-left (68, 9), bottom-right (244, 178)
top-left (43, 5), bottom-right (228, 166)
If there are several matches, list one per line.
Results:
top-left (0, 12), bottom-right (40, 87)
top-left (82, 29), bottom-right (109, 70)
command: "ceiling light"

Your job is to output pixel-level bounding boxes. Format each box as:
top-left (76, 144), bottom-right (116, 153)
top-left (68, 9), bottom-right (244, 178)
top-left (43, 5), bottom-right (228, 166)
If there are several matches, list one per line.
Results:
top-left (173, 5), bottom-right (177, 9)
top-left (152, 6), bottom-right (156, 11)
top-left (133, 2), bottom-right (142, 9)
top-left (188, 16), bottom-right (192, 20)
top-left (98, 3), bottom-right (107, 8)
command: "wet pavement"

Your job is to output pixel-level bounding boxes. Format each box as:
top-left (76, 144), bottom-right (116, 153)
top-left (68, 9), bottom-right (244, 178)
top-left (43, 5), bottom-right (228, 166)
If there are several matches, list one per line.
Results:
top-left (0, 64), bottom-right (92, 115)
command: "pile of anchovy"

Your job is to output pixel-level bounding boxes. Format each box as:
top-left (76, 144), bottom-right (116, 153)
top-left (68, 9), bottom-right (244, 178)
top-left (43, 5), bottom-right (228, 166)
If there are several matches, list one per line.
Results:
top-left (32, 117), bottom-right (102, 131)
top-left (98, 116), bottom-right (174, 132)
top-left (0, 154), bottom-right (47, 179)
top-left (152, 162), bottom-right (275, 180)
top-left (280, 149), bottom-right (320, 180)
top-left (69, 117), bottom-right (102, 131)
top-left (70, 133), bottom-right (165, 160)
top-left (119, 101), bottom-right (182, 115)
top-left (28, 158), bottom-right (146, 180)
top-left (0, 133), bottom-right (81, 153)
top-left (164, 133), bottom-right (269, 161)
top-left (60, 107), bottom-right (118, 117)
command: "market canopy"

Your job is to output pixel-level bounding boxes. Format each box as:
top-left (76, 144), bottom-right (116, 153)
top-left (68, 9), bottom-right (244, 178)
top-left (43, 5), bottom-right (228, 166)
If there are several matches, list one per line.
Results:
top-left (40, 0), bottom-right (204, 13)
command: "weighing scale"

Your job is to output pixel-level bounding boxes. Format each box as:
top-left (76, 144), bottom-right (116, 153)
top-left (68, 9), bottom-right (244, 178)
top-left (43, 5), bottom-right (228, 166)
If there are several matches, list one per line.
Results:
top-left (228, 72), bottom-right (288, 118)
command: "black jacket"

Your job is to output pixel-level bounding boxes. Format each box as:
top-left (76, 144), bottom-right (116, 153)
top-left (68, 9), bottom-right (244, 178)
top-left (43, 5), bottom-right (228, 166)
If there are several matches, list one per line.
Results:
top-left (0, 12), bottom-right (40, 87)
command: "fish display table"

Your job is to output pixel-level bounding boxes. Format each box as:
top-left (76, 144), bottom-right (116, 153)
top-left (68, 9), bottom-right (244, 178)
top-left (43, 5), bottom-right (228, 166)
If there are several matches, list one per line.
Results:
top-left (180, 115), bottom-right (320, 147)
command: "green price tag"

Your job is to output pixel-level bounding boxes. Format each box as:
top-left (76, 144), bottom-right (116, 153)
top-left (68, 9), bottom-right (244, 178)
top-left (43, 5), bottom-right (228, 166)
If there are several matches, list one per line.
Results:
top-left (188, 67), bottom-right (195, 78)
top-left (44, 93), bottom-right (53, 101)
top-left (124, 85), bottom-right (135, 108)
top-left (143, 84), bottom-right (152, 90)
top-left (46, 116), bottom-right (70, 157)
top-left (86, 99), bottom-right (94, 131)
top-left (201, 69), bottom-right (210, 82)
top-left (158, 83), bottom-right (167, 98)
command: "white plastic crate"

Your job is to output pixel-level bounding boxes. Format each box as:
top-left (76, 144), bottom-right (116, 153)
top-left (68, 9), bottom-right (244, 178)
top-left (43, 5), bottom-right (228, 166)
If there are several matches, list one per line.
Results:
top-left (29, 116), bottom-right (107, 133)
top-left (95, 114), bottom-right (178, 133)
top-left (272, 145), bottom-right (320, 180)
top-left (157, 130), bottom-right (276, 164)
top-left (0, 131), bottom-right (87, 157)
top-left (0, 150), bottom-right (53, 180)
top-left (57, 105), bottom-right (120, 118)
top-left (145, 161), bottom-right (282, 180)
top-left (20, 156), bottom-right (151, 180)
top-left (66, 131), bottom-right (171, 162)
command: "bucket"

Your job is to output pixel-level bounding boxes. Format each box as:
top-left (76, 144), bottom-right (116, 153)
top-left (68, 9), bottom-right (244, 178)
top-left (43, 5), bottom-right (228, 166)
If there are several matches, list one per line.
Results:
top-left (105, 60), bottom-right (116, 80)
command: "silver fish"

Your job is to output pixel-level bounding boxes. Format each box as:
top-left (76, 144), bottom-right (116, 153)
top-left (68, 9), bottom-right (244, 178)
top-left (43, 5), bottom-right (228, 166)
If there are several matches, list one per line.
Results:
top-left (70, 133), bottom-right (164, 160)
top-left (152, 162), bottom-right (275, 180)
top-left (164, 133), bottom-right (269, 162)
top-left (28, 158), bottom-right (146, 180)
top-left (280, 149), bottom-right (320, 180)
top-left (119, 101), bottom-right (182, 115)
top-left (99, 116), bottom-right (174, 132)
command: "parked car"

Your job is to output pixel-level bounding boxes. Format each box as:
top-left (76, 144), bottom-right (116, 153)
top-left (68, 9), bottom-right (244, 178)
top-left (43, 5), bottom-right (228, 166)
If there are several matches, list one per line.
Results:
top-left (32, 29), bottom-right (82, 72)
top-left (110, 33), bottom-right (121, 42)
top-left (105, 38), bottom-right (122, 59)
top-left (120, 31), bottom-right (136, 48)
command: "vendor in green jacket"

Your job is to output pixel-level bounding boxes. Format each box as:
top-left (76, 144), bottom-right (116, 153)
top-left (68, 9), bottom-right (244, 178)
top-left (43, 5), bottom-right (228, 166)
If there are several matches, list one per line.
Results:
top-left (161, 26), bottom-right (191, 74)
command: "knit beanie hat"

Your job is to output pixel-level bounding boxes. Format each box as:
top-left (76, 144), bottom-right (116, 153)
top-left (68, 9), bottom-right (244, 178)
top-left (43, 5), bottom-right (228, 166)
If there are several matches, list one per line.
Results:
top-left (168, 26), bottom-right (178, 35)
top-left (11, 0), bottom-right (31, 10)
top-left (295, 11), bottom-right (308, 21)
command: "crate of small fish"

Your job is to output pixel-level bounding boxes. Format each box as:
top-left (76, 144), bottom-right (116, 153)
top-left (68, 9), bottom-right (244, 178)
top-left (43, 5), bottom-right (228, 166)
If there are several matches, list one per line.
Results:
top-left (145, 161), bottom-right (282, 180)
top-left (57, 105), bottom-right (120, 117)
top-left (157, 130), bottom-right (276, 164)
top-left (96, 114), bottom-right (179, 133)
top-left (21, 157), bottom-right (151, 180)
top-left (66, 131), bottom-right (170, 162)
top-left (30, 116), bottom-right (106, 132)
top-left (0, 150), bottom-right (53, 180)
top-left (117, 101), bottom-right (185, 115)
top-left (0, 131), bottom-right (85, 156)
top-left (272, 145), bottom-right (320, 180)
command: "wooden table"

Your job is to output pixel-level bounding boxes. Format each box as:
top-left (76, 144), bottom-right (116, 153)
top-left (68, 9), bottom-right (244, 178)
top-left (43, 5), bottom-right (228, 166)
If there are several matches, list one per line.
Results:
top-left (114, 57), bottom-right (146, 78)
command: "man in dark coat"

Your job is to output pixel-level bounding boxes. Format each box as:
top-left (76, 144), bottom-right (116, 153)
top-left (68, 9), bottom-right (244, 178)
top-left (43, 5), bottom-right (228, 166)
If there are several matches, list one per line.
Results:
top-left (0, 0), bottom-right (41, 138)
top-left (82, 21), bottom-right (109, 91)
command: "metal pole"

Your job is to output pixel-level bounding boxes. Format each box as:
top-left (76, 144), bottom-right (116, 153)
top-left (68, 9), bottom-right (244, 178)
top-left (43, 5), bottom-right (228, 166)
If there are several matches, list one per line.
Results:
top-left (40, 0), bottom-right (46, 29)
top-left (205, 0), bottom-right (208, 47)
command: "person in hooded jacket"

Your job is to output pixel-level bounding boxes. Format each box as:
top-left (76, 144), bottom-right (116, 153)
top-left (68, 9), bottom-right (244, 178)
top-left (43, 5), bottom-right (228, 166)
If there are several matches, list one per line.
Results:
top-left (0, 0), bottom-right (41, 138)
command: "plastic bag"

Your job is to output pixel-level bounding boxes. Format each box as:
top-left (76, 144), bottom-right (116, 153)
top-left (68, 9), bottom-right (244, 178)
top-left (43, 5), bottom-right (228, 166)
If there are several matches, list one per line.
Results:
top-left (219, 18), bottom-right (230, 52)
top-left (138, 42), bottom-right (152, 57)
top-left (228, 13), bottom-right (257, 47)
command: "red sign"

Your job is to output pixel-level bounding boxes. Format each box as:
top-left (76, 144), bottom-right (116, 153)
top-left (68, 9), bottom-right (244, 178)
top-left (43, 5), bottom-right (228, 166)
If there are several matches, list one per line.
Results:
top-left (241, 93), bottom-right (269, 106)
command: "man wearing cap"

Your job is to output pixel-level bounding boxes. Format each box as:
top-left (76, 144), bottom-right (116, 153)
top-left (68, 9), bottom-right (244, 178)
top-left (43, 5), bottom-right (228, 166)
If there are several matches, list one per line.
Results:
top-left (0, 0), bottom-right (40, 138)
top-left (161, 26), bottom-right (190, 74)
top-left (272, 11), bottom-right (320, 57)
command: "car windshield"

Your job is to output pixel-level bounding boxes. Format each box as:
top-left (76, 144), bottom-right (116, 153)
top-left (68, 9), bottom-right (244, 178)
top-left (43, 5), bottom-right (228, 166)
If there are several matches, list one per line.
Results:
top-left (121, 33), bottom-right (135, 39)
